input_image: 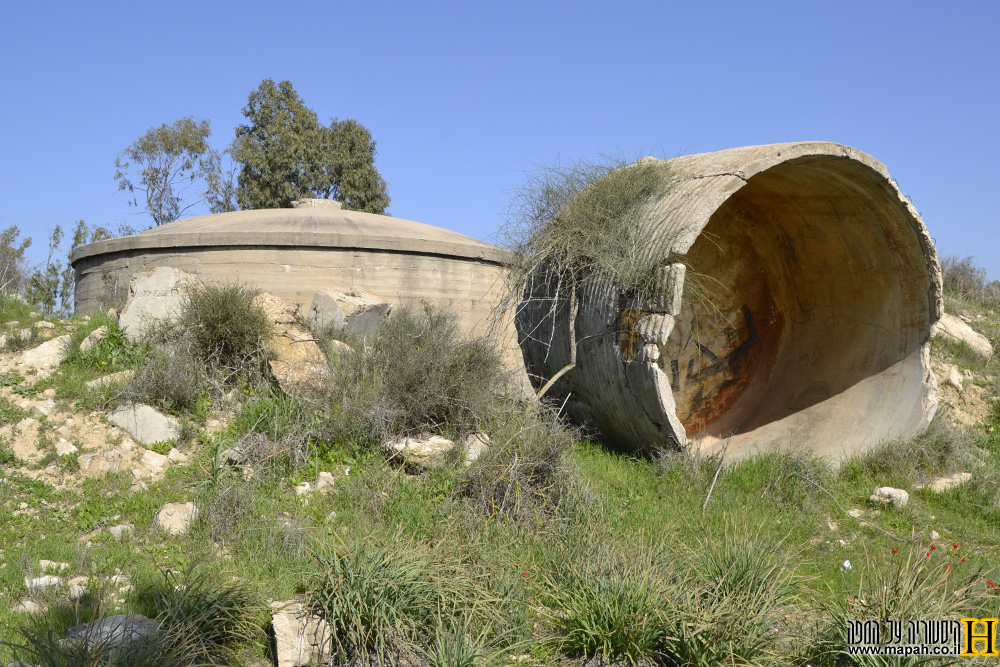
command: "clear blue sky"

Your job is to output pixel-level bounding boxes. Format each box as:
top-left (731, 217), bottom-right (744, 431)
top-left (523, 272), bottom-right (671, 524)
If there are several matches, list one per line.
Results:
top-left (2, 1), bottom-right (997, 278)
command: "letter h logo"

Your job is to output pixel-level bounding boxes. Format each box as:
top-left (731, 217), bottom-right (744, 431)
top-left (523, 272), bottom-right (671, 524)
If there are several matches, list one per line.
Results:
top-left (961, 618), bottom-right (999, 657)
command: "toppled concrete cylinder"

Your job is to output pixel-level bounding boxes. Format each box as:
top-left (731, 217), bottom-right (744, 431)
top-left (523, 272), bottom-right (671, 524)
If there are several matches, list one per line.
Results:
top-left (518, 142), bottom-right (942, 461)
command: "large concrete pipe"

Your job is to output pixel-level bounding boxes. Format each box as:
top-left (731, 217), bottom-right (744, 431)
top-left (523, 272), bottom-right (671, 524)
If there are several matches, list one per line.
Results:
top-left (517, 142), bottom-right (942, 461)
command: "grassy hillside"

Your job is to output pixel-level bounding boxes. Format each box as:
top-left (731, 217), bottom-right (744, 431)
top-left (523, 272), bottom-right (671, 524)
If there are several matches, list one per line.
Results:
top-left (1, 263), bottom-right (1000, 665)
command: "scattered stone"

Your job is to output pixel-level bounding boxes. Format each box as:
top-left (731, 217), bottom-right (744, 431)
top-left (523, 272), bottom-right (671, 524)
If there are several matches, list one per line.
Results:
top-left (153, 502), bottom-right (198, 535)
top-left (38, 560), bottom-right (70, 573)
top-left (85, 369), bottom-right (134, 390)
top-left (930, 530), bottom-right (941, 541)
top-left (33, 321), bottom-right (55, 330)
top-left (327, 339), bottom-right (352, 356)
top-left (68, 584), bottom-right (87, 600)
top-left (41, 388), bottom-right (56, 398)
top-left (870, 486), bottom-right (909, 508)
top-left (219, 445), bottom-right (248, 467)
top-left (63, 615), bottom-right (161, 651)
top-left (108, 404), bottom-right (180, 445)
top-left (139, 449), bottom-right (170, 475)
top-left (21, 335), bottom-right (71, 368)
top-left (24, 575), bottom-right (63, 592)
top-left (108, 524), bottom-right (133, 541)
top-left (846, 508), bottom-right (864, 519)
top-left (315, 471), bottom-right (337, 493)
top-left (943, 364), bottom-right (964, 392)
top-left (385, 434), bottom-right (456, 469)
top-left (78, 450), bottom-right (130, 478)
top-left (4, 320), bottom-right (19, 328)
top-left (307, 288), bottom-right (393, 340)
top-left (79, 326), bottom-right (108, 353)
top-left (462, 432), bottom-right (490, 465)
top-left (933, 313), bottom-right (993, 359)
top-left (293, 482), bottom-right (312, 497)
top-left (917, 472), bottom-right (973, 494)
top-left (55, 440), bottom-right (79, 456)
top-left (167, 448), bottom-right (188, 464)
top-left (841, 559), bottom-right (853, 571)
top-left (30, 399), bottom-right (56, 417)
top-left (270, 600), bottom-right (331, 667)
top-left (10, 598), bottom-right (43, 614)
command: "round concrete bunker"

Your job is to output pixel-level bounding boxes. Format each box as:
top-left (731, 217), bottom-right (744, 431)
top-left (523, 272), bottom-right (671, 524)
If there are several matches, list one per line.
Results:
top-left (517, 142), bottom-right (942, 461)
top-left (71, 199), bottom-right (511, 350)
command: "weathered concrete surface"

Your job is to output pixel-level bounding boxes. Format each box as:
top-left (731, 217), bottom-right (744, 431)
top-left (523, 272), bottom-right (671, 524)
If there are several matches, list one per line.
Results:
top-left (71, 204), bottom-right (511, 351)
top-left (519, 142), bottom-right (941, 462)
top-left (119, 266), bottom-right (198, 340)
top-left (307, 287), bottom-right (393, 339)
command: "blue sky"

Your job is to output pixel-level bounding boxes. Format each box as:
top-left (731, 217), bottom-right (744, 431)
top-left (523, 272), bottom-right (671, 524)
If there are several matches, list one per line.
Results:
top-left (2, 1), bottom-right (998, 278)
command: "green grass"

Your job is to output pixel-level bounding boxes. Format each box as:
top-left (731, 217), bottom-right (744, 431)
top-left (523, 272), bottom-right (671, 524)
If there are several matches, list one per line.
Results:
top-left (5, 288), bottom-right (1000, 665)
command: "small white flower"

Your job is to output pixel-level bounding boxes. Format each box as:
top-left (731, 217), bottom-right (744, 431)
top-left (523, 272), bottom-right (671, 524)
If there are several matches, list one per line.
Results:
top-left (841, 559), bottom-right (853, 571)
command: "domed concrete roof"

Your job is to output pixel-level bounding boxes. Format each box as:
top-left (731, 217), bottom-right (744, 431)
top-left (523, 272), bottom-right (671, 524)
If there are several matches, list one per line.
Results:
top-left (71, 200), bottom-right (506, 265)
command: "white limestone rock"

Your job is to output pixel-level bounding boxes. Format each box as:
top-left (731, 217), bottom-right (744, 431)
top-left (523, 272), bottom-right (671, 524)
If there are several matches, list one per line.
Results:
top-left (108, 404), bottom-right (180, 445)
top-left (870, 486), bottom-right (909, 508)
top-left (153, 502), bottom-right (198, 535)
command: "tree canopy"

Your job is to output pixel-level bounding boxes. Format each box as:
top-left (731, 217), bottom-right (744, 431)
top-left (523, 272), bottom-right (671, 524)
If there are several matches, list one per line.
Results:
top-left (114, 117), bottom-right (219, 226)
top-left (233, 79), bottom-right (390, 213)
top-left (114, 80), bottom-right (389, 227)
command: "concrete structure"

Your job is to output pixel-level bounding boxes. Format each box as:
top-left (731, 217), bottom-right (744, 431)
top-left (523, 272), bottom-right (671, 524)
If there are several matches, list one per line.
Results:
top-left (70, 199), bottom-right (512, 355)
top-left (72, 143), bottom-right (942, 463)
top-left (518, 142), bottom-right (942, 462)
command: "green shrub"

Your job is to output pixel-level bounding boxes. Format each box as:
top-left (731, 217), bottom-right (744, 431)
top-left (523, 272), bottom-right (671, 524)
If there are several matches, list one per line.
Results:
top-left (309, 535), bottom-right (493, 665)
top-left (0, 396), bottom-right (30, 425)
top-left (131, 565), bottom-right (263, 663)
top-left (326, 303), bottom-right (511, 445)
top-left (500, 155), bottom-right (673, 305)
top-left (840, 415), bottom-right (972, 487)
top-left (74, 321), bottom-right (145, 372)
top-left (1, 325), bottom-right (38, 353)
top-left (666, 531), bottom-right (798, 666)
top-left (123, 340), bottom-right (210, 414)
top-left (460, 405), bottom-right (575, 524)
top-left (180, 282), bottom-right (273, 380)
top-left (122, 282), bottom-right (273, 413)
top-left (537, 545), bottom-right (675, 665)
top-left (940, 255), bottom-right (1000, 307)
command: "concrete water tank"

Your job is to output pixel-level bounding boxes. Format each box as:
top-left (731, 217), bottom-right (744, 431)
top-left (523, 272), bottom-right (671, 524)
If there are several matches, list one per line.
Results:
top-left (516, 142), bottom-right (942, 461)
top-left (70, 199), bottom-right (510, 348)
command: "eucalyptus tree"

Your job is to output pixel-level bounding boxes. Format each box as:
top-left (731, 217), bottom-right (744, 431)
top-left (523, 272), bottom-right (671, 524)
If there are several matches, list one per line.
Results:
top-left (114, 117), bottom-right (219, 227)
top-left (233, 79), bottom-right (390, 213)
